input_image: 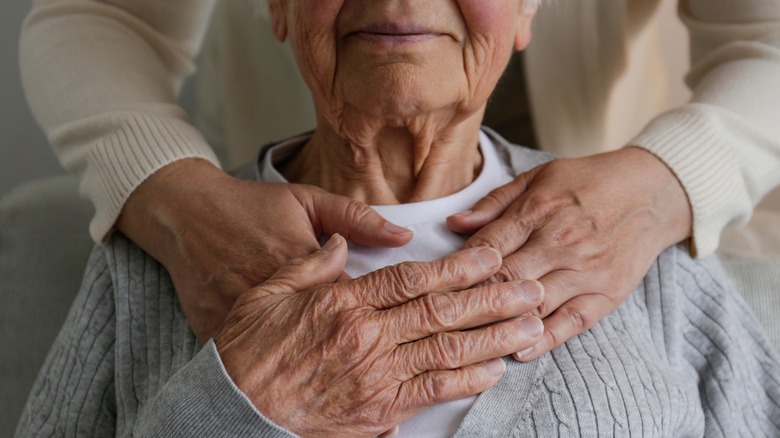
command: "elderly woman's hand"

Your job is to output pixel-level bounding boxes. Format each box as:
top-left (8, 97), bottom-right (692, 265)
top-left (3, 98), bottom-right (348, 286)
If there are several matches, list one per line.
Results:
top-left (448, 147), bottom-right (692, 360)
top-left (215, 235), bottom-right (544, 437)
top-left (117, 159), bottom-right (413, 343)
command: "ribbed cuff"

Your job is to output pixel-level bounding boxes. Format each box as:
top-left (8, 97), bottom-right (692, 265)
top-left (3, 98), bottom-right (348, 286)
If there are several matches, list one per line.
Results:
top-left (135, 340), bottom-right (297, 437)
top-left (80, 113), bottom-right (221, 242)
top-left (629, 107), bottom-right (752, 257)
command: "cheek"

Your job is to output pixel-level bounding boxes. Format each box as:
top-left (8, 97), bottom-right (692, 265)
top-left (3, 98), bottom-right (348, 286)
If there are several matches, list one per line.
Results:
top-left (456, 0), bottom-right (519, 100)
top-left (457, 0), bottom-right (517, 37)
top-left (287, 1), bottom-right (345, 99)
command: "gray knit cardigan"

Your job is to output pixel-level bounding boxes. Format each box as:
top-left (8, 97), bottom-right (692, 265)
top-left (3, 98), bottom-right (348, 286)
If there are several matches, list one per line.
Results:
top-left (15, 132), bottom-right (780, 437)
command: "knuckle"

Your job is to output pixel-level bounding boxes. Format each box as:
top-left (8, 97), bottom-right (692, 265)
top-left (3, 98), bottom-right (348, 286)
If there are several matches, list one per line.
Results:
top-left (332, 312), bottom-right (380, 356)
top-left (473, 235), bottom-right (503, 253)
top-left (421, 293), bottom-right (460, 329)
top-left (307, 287), bottom-right (341, 316)
top-left (494, 263), bottom-right (527, 284)
top-left (344, 199), bottom-right (374, 224)
top-left (561, 306), bottom-right (594, 334)
top-left (545, 326), bottom-right (565, 350)
top-left (485, 287), bottom-right (512, 316)
top-left (390, 262), bottom-right (428, 293)
top-left (431, 332), bottom-right (465, 370)
top-left (522, 192), bottom-right (557, 217)
top-left (422, 374), bottom-right (452, 404)
top-left (489, 323), bottom-right (515, 348)
top-left (441, 260), bottom-right (472, 287)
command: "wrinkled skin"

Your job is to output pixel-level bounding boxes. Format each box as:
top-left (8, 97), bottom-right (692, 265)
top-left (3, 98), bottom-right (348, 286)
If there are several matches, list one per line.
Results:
top-left (215, 237), bottom-right (544, 437)
top-left (448, 147), bottom-right (693, 360)
top-left (117, 158), bottom-right (413, 342)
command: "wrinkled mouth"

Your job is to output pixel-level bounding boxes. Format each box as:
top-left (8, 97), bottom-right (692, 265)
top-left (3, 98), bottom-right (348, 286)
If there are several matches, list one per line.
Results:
top-left (346, 22), bottom-right (445, 44)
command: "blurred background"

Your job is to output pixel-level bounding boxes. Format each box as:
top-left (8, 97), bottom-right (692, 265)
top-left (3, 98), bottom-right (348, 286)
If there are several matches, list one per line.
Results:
top-left (0, 0), bottom-right (61, 196)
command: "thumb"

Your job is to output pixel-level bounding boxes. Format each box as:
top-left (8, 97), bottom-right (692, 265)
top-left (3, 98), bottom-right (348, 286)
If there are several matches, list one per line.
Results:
top-left (258, 234), bottom-right (349, 296)
top-left (292, 185), bottom-right (413, 248)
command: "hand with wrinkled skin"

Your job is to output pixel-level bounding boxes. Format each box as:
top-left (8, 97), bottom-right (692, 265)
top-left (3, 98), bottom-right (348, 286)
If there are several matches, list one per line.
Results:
top-left (215, 235), bottom-right (545, 437)
top-left (117, 158), bottom-right (414, 343)
top-left (448, 147), bottom-right (692, 361)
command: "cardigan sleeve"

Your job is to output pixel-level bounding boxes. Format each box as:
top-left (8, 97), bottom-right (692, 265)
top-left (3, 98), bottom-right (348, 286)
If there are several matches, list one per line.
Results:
top-left (14, 246), bottom-right (297, 437)
top-left (19, 0), bottom-right (221, 242)
top-left (630, 0), bottom-right (780, 257)
top-left (134, 341), bottom-right (299, 438)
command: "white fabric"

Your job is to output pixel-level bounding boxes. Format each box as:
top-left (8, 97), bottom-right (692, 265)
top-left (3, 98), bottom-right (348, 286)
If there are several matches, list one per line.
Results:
top-left (262, 131), bottom-right (514, 437)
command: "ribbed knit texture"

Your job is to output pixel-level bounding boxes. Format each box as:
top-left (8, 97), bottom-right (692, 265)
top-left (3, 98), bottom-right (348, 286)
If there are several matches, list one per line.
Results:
top-left (16, 143), bottom-right (780, 437)
top-left (20, 0), bottom-right (221, 242)
top-left (719, 254), bottom-right (780, 352)
top-left (20, 1), bottom-right (780, 248)
top-left (81, 113), bottom-right (220, 242)
top-left (631, 107), bottom-right (764, 257)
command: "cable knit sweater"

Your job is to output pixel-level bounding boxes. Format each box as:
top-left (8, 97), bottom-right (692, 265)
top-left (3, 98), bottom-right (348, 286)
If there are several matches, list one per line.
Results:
top-left (19, 0), bottom-right (780, 254)
top-left (15, 137), bottom-right (780, 437)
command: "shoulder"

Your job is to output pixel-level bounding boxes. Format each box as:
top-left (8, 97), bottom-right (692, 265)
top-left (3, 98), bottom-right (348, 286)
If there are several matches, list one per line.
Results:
top-left (481, 126), bottom-right (556, 175)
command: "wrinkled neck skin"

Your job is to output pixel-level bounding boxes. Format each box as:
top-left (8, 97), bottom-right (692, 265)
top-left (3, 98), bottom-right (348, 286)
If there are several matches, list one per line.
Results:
top-left (282, 105), bottom-right (486, 205)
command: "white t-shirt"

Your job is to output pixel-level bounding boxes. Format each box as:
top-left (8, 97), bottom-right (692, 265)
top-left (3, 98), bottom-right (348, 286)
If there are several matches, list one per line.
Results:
top-left (261, 131), bottom-right (514, 437)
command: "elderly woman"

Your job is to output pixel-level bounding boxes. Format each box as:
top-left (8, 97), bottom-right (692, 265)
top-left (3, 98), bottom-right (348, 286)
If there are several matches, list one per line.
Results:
top-left (17, 0), bottom-right (780, 437)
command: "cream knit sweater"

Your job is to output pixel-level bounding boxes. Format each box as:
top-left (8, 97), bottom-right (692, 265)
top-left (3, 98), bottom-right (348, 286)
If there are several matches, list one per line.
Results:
top-left (19, 0), bottom-right (780, 256)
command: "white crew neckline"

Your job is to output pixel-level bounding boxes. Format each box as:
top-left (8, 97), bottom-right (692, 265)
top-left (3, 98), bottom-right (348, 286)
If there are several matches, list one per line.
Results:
top-left (261, 130), bottom-right (506, 226)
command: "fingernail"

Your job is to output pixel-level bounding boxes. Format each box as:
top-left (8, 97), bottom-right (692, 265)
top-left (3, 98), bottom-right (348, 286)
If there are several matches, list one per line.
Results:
top-left (322, 234), bottom-right (341, 252)
top-left (514, 347), bottom-right (535, 360)
top-left (475, 247), bottom-right (501, 270)
top-left (452, 209), bottom-right (473, 219)
top-left (485, 358), bottom-right (506, 377)
top-left (520, 317), bottom-right (543, 337)
top-left (384, 221), bottom-right (411, 235)
top-left (519, 280), bottom-right (544, 303)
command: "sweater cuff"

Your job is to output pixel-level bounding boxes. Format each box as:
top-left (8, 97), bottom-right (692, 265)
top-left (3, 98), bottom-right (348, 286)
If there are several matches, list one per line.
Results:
top-left (629, 108), bottom-right (753, 257)
top-left (80, 113), bottom-right (221, 242)
top-left (135, 340), bottom-right (297, 437)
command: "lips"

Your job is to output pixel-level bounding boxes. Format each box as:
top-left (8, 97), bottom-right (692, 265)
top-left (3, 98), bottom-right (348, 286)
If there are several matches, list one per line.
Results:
top-left (345, 21), bottom-right (445, 45)
top-left (357, 22), bottom-right (439, 37)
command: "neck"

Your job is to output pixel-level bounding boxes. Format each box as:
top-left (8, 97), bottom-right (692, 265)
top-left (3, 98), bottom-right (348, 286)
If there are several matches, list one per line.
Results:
top-left (280, 109), bottom-right (486, 204)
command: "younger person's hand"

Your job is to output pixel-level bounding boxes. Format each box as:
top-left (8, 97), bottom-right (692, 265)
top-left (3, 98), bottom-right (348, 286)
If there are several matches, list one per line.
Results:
top-left (448, 147), bottom-right (693, 360)
top-left (117, 158), bottom-right (413, 342)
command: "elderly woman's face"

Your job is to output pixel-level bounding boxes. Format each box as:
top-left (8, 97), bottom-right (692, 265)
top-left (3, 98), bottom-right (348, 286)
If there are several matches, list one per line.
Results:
top-left (269, 0), bottom-right (533, 134)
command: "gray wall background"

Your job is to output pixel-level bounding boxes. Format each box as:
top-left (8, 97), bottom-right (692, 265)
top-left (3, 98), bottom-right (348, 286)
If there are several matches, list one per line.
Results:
top-left (0, 2), bottom-right (199, 199)
top-left (0, 1), bottom-right (63, 197)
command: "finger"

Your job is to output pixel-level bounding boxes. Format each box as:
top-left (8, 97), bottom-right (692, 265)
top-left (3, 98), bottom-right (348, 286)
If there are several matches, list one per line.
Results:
top-left (397, 316), bottom-right (543, 379)
top-left (397, 358), bottom-right (505, 412)
top-left (350, 246), bottom-right (502, 309)
top-left (490, 239), bottom-right (566, 283)
top-left (385, 279), bottom-right (544, 342)
top-left (460, 214), bottom-right (535, 257)
top-left (529, 269), bottom-right (589, 320)
top-left (292, 185), bottom-right (413, 248)
top-left (446, 166), bottom-right (540, 233)
top-left (516, 293), bottom-right (612, 362)
top-left (379, 426), bottom-right (400, 437)
top-left (246, 234), bottom-right (349, 299)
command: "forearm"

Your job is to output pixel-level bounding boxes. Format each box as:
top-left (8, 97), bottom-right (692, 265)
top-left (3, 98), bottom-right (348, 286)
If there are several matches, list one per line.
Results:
top-left (20, 0), bottom-right (220, 242)
top-left (630, 0), bottom-right (780, 256)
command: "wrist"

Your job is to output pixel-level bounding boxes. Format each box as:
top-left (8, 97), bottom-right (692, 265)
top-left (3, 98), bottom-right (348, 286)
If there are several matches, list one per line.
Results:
top-left (116, 158), bottom-right (228, 261)
top-left (622, 146), bottom-right (693, 248)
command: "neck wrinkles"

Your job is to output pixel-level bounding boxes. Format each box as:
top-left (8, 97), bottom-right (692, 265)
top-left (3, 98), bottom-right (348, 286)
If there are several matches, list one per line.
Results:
top-left (280, 109), bottom-right (486, 205)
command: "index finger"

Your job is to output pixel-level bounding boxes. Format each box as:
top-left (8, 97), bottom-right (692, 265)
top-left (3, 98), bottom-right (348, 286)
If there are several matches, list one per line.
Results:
top-left (349, 246), bottom-right (502, 309)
